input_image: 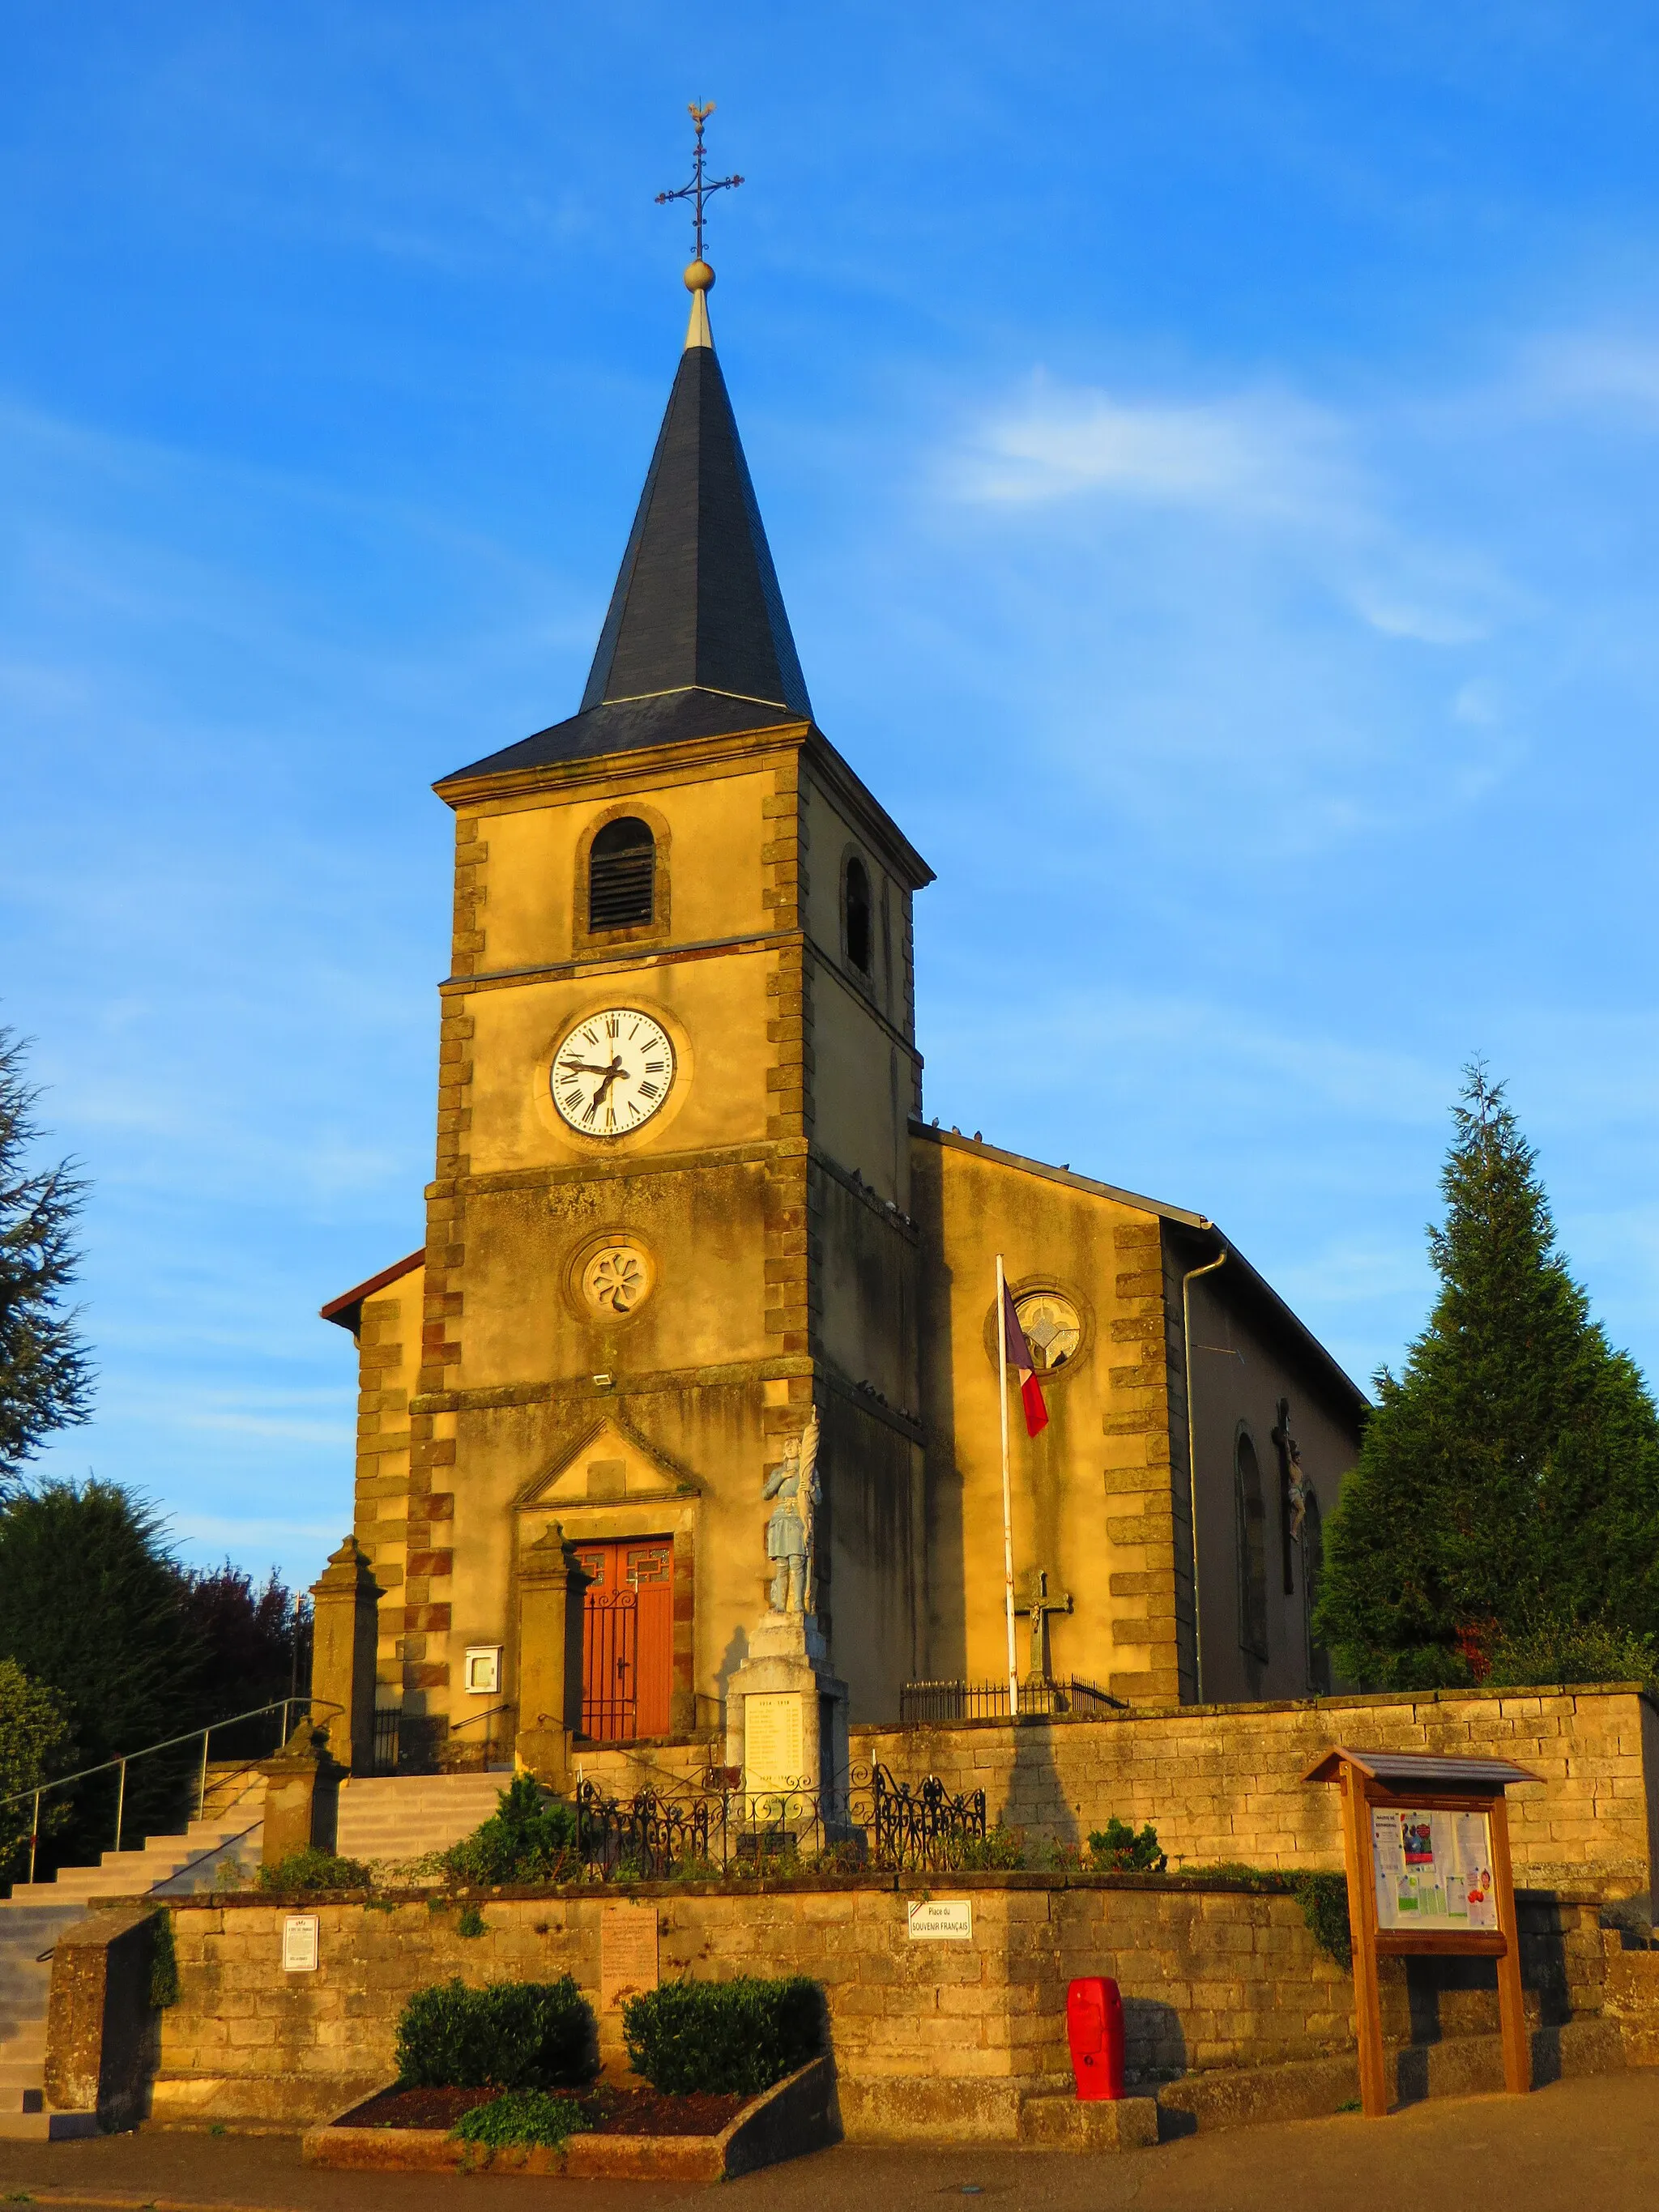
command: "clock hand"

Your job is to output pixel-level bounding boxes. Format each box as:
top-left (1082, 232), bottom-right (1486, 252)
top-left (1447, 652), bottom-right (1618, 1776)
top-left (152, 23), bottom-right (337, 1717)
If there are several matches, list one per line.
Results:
top-left (559, 1060), bottom-right (617, 1078)
top-left (591, 1060), bottom-right (625, 1106)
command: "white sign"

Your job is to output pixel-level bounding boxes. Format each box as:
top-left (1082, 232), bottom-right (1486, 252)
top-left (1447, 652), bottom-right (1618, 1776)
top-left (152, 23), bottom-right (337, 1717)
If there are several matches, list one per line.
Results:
top-left (906, 1899), bottom-right (973, 1942)
top-left (1371, 1807), bottom-right (1497, 1933)
top-left (282, 1915), bottom-right (320, 1972)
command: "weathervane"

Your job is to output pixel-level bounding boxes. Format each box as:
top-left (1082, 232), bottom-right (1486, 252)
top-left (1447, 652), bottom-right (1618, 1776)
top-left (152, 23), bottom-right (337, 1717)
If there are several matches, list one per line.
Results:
top-left (655, 102), bottom-right (743, 271)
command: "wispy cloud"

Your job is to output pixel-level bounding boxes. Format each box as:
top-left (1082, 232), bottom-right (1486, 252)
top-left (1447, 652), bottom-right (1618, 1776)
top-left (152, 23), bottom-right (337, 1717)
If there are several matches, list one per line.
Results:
top-left (945, 377), bottom-right (1352, 525)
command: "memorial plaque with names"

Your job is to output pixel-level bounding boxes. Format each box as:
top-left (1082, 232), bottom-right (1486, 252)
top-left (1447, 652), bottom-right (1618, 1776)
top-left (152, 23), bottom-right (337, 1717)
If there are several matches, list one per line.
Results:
top-left (744, 1690), bottom-right (804, 1792)
top-left (601, 1901), bottom-right (659, 2012)
top-left (282, 1914), bottom-right (319, 1972)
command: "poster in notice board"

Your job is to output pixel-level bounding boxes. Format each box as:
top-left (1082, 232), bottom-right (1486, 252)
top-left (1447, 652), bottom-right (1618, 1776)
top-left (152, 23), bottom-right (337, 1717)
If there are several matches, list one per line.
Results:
top-left (1370, 1806), bottom-right (1497, 1932)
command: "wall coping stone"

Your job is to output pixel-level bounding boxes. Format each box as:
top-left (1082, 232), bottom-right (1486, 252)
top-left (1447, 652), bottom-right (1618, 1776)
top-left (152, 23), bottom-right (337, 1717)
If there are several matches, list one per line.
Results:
top-left (858, 1683), bottom-right (1657, 1729)
top-left (98, 1872), bottom-right (1610, 1911)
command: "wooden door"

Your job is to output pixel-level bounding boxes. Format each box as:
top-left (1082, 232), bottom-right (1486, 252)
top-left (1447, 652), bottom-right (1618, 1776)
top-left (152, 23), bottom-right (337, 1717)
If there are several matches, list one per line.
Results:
top-left (575, 1539), bottom-right (673, 1741)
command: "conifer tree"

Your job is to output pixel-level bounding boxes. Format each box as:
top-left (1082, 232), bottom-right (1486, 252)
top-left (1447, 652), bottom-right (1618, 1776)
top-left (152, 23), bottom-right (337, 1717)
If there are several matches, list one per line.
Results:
top-left (0, 1027), bottom-right (92, 1497)
top-left (1315, 1066), bottom-right (1659, 1688)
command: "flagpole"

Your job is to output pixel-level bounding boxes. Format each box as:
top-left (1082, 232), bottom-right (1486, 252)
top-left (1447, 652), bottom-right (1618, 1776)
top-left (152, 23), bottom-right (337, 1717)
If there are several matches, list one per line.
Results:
top-left (996, 1252), bottom-right (1020, 1721)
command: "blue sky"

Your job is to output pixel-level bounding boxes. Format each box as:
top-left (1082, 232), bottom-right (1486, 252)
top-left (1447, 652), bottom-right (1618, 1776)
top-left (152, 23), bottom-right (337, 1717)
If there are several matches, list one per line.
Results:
top-left (6, 4), bottom-right (1659, 1587)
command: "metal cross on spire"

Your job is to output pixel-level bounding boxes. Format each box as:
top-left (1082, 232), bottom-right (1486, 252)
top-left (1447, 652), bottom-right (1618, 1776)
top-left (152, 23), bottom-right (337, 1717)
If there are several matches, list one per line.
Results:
top-left (655, 101), bottom-right (743, 266)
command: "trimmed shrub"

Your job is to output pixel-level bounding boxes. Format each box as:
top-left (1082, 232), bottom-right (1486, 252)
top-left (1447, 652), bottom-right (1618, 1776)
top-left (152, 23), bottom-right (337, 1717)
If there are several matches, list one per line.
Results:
top-left (452, 2090), bottom-right (590, 2150)
top-left (442, 1776), bottom-right (578, 1886)
top-left (1087, 1818), bottom-right (1166, 1872)
top-left (395, 1978), bottom-right (595, 2090)
top-left (256, 1847), bottom-right (373, 1894)
top-left (621, 1975), bottom-right (821, 2097)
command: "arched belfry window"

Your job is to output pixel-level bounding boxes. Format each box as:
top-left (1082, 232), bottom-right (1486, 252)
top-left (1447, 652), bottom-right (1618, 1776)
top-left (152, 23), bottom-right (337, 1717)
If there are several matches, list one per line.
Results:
top-left (1235, 1431), bottom-right (1269, 1663)
top-left (588, 817), bottom-right (655, 931)
top-left (845, 856), bottom-right (872, 974)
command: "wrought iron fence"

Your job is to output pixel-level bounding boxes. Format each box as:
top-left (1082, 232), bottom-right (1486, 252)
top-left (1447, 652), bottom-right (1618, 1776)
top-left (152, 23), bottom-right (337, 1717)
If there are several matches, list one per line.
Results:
top-left (569, 1762), bottom-right (989, 1880)
top-left (898, 1677), bottom-right (1128, 1724)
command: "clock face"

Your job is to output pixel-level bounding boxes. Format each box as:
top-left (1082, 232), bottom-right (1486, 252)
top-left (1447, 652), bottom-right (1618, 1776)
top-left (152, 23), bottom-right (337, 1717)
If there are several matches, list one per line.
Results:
top-left (551, 1008), bottom-right (676, 1138)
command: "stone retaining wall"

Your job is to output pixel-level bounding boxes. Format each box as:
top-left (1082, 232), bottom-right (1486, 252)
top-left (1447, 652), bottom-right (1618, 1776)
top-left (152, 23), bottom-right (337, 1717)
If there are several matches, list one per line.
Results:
top-left (149, 1872), bottom-right (1623, 2142)
top-left (851, 1686), bottom-right (1659, 1895)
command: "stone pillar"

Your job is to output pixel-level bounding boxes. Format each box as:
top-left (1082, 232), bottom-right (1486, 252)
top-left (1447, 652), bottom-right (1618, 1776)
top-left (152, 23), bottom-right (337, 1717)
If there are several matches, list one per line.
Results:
top-left (724, 1612), bottom-right (850, 1831)
top-left (516, 1524), bottom-right (588, 1791)
top-left (259, 1723), bottom-right (342, 1870)
top-left (45, 1908), bottom-right (161, 2131)
top-left (309, 1535), bottom-right (382, 1775)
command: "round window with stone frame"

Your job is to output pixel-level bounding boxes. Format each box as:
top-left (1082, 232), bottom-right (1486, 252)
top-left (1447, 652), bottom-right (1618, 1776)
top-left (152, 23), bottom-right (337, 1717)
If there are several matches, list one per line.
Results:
top-left (1014, 1290), bottom-right (1084, 1374)
top-left (572, 1236), bottom-right (658, 1323)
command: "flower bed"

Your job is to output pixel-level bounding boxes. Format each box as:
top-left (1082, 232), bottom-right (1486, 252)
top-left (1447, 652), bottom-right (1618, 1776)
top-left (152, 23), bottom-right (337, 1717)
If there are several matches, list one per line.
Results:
top-left (303, 2057), bottom-right (836, 2180)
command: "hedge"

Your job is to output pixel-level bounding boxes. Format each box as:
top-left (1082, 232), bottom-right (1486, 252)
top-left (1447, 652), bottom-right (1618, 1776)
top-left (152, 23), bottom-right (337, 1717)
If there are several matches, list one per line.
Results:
top-left (621, 1975), bottom-right (822, 2097)
top-left (395, 1977), bottom-right (595, 2089)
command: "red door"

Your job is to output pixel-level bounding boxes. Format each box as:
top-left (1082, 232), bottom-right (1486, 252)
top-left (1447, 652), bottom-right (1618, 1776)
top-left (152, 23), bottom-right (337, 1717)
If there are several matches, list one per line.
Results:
top-left (575, 1540), bottom-right (673, 1741)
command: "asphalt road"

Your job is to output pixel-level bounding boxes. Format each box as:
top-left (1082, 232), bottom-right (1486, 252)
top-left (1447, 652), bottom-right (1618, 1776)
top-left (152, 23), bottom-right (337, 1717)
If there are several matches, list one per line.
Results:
top-left (0, 2071), bottom-right (1655, 2212)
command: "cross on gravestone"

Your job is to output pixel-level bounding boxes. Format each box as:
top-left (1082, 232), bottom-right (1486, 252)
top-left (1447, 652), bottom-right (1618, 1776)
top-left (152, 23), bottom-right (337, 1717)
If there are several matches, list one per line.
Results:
top-left (1016, 1568), bottom-right (1073, 1684)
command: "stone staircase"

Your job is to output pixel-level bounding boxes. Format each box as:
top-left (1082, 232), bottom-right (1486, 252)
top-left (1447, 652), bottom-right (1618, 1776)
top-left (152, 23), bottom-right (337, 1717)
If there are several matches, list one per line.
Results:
top-left (0, 1767), bottom-right (505, 2137)
top-left (335, 1771), bottom-right (507, 1868)
top-left (0, 1772), bottom-right (266, 2139)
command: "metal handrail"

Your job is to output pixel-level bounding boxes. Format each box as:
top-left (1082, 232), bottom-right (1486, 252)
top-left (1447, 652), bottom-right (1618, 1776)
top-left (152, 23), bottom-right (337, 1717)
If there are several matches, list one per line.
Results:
top-left (1, 1695), bottom-right (341, 1884)
top-left (449, 1702), bottom-right (515, 1767)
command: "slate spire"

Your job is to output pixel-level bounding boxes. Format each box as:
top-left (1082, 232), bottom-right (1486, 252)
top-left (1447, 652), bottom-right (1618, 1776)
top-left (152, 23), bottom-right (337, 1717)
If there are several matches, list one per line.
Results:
top-left (579, 267), bottom-right (812, 722)
top-left (436, 264), bottom-right (814, 788)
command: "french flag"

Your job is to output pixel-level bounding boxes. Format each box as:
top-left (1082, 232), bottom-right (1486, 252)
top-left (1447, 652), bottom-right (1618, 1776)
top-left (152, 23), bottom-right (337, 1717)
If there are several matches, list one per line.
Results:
top-left (1002, 1280), bottom-right (1049, 1438)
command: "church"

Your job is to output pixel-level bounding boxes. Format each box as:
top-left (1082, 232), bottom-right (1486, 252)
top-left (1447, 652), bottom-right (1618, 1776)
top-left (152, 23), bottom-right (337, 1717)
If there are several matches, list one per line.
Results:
top-left (320, 248), bottom-right (1367, 1775)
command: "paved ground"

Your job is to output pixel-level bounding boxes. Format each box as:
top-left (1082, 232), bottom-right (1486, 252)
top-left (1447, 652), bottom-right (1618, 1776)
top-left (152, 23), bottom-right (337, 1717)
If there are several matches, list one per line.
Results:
top-left (0, 2072), bottom-right (1654, 2212)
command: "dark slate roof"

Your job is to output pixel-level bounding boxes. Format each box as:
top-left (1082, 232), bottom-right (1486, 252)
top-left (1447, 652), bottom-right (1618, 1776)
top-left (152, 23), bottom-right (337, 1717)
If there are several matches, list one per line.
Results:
top-left (439, 336), bottom-right (812, 788)
top-left (441, 688), bottom-right (805, 786)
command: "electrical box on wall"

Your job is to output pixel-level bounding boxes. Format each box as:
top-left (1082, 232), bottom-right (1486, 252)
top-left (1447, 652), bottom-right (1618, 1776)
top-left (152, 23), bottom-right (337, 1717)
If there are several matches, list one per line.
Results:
top-left (463, 1646), bottom-right (501, 1694)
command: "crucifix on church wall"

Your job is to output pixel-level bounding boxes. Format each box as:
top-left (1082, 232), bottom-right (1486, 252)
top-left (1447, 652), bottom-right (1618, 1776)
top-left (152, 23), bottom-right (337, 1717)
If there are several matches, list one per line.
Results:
top-left (1270, 1396), bottom-right (1311, 1596)
top-left (1016, 1567), bottom-right (1073, 1685)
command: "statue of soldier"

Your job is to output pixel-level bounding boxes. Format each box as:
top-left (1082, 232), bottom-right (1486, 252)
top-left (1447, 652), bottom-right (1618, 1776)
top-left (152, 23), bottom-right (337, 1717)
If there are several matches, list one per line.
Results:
top-left (762, 1409), bottom-right (820, 1613)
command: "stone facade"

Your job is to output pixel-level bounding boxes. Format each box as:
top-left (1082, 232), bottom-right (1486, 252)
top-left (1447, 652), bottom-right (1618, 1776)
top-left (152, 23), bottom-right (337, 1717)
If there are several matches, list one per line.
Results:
top-left (855, 1686), bottom-right (1659, 1897)
top-left (147, 1871), bottom-right (1648, 2142)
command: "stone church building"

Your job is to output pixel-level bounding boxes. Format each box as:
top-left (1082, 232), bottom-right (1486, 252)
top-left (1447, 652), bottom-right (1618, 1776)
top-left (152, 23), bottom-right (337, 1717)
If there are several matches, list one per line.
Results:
top-left (321, 264), bottom-right (1367, 1772)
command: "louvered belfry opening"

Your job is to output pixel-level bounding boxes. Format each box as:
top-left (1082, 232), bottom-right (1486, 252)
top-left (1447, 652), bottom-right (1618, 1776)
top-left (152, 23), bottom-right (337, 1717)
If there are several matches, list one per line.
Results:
top-left (588, 816), bottom-right (656, 931)
top-left (846, 856), bottom-right (872, 973)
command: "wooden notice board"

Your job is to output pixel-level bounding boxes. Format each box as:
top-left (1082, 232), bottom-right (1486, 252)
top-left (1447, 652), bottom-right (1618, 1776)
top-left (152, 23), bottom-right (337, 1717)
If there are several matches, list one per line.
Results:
top-left (1304, 1745), bottom-right (1540, 2118)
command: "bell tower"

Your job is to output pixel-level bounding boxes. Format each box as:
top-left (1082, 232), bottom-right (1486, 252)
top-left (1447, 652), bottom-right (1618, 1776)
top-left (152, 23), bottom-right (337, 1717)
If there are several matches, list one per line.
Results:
top-left (371, 230), bottom-right (933, 1768)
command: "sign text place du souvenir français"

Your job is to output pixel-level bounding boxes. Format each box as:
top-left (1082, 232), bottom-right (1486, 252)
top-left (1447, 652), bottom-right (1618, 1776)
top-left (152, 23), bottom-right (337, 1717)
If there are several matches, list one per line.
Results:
top-left (906, 1899), bottom-right (973, 1941)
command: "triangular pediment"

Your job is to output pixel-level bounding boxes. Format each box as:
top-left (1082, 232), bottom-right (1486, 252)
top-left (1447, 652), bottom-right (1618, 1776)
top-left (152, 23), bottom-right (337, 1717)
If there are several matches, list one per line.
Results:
top-left (514, 1413), bottom-right (703, 1511)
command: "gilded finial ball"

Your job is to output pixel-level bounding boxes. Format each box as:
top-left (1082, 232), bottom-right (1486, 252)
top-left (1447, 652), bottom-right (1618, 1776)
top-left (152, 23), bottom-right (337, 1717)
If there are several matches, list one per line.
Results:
top-left (684, 258), bottom-right (715, 293)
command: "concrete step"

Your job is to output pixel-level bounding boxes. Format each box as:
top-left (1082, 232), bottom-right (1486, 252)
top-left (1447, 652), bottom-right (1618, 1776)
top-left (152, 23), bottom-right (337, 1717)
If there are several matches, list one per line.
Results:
top-left (335, 1774), bottom-right (505, 1863)
top-left (0, 2107), bottom-right (97, 2139)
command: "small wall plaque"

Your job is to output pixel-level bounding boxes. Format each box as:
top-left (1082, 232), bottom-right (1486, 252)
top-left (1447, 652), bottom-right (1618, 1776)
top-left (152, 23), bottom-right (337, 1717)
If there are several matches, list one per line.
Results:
top-left (283, 1915), bottom-right (320, 1972)
top-left (601, 1901), bottom-right (659, 2012)
top-left (906, 1899), bottom-right (973, 1941)
top-left (464, 1646), bottom-right (502, 1694)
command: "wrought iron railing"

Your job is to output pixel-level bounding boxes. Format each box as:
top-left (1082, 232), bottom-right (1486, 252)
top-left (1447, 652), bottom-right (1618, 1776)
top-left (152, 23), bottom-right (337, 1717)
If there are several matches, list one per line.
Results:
top-left (0, 1696), bottom-right (338, 1886)
top-left (372, 1701), bottom-right (515, 1775)
top-left (898, 1677), bottom-right (1128, 1724)
top-left (569, 1763), bottom-right (989, 1880)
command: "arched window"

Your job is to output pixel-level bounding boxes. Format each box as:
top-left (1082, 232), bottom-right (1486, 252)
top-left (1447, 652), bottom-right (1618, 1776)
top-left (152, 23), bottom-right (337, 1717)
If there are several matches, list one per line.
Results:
top-left (1235, 1432), bottom-right (1269, 1663)
top-left (588, 817), bottom-right (655, 931)
top-left (845, 856), bottom-right (872, 974)
top-left (1303, 1493), bottom-right (1331, 1694)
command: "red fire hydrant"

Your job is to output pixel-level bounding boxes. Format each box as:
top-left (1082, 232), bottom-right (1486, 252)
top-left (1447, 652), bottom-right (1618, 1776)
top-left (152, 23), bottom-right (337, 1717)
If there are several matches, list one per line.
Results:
top-left (1065, 1975), bottom-right (1125, 2100)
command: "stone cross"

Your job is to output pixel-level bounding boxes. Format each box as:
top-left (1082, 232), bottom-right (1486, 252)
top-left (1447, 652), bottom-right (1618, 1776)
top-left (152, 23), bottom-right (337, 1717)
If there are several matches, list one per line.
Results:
top-left (1017, 1568), bottom-right (1073, 1684)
